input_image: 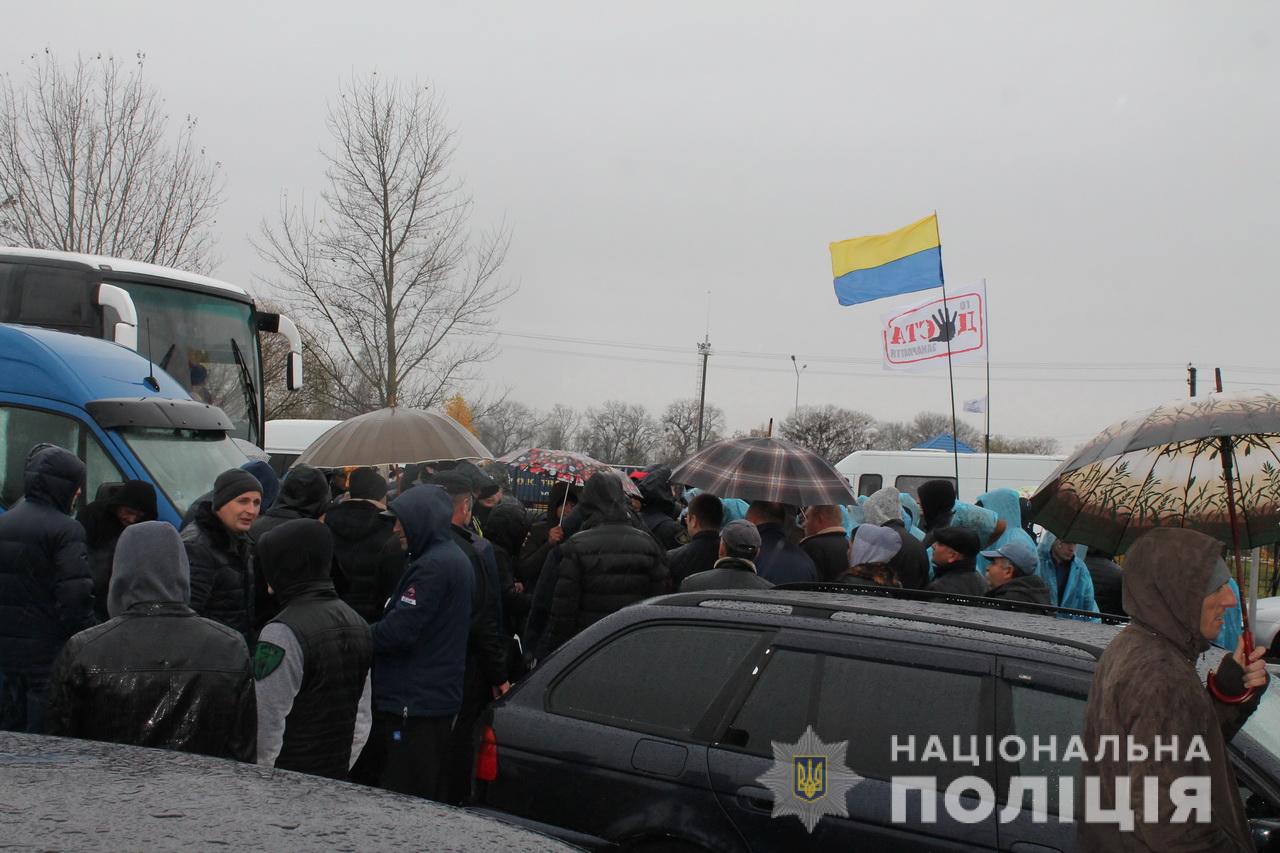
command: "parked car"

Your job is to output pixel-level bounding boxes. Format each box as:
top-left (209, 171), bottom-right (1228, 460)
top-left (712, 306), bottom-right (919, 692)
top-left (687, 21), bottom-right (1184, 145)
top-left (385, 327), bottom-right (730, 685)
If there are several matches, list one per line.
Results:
top-left (0, 731), bottom-right (572, 851)
top-left (475, 585), bottom-right (1280, 852)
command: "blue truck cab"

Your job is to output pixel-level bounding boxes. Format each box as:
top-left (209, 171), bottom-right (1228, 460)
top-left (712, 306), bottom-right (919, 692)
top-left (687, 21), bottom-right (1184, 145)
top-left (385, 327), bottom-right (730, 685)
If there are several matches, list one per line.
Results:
top-left (0, 323), bottom-right (248, 527)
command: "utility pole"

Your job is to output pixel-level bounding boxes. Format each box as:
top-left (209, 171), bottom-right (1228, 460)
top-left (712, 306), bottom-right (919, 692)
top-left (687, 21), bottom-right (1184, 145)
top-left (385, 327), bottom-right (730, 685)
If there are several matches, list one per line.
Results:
top-left (696, 335), bottom-right (712, 449)
top-left (1187, 363), bottom-right (1197, 397)
top-left (790, 354), bottom-right (807, 415)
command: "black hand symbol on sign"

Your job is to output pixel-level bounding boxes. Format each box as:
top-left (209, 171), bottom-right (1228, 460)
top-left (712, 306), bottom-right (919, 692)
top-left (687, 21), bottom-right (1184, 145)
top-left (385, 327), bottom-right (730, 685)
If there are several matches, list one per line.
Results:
top-left (928, 307), bottom-right (957, 343)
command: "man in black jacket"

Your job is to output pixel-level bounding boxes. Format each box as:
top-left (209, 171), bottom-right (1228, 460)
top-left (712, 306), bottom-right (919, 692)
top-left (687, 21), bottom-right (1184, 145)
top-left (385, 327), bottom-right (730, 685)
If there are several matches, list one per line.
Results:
top-left (249, 464), bottom-right (332, 631)
top-left (926, 526), bottom-right (989, 596)
top-left (325, 468), bottom-right (403, 623)
top-left (982, 540), bottom-right (1051, 605)
top-left (747, 501), bottom-right (818, 585)
top-left (0, 444), bottom-right (95, 733)
top-left (77, 480), bottom-right (158, 622)
top-left (547, 472), bottom-right (668, 652)
top-left (666, 492), bottom-right (723, 588)
top-left (518, 481), bottom-right (577, 590)
top-left (44, 521), bottom-right (256, 761)
top-left (183, 468), bottom-right (261, 643)
top-left (428, 471), bottom-right (508, 805)
top-left (861, 487), bottom-right (931, 590)
top-left (254, 518), bottom-right (372, 780)
top-left (1084, 546), bottom-right (1125, 616)
top-left (637, 466), bottom-right (682, 549)
top-left (799, 504), bottom-right (850, 582)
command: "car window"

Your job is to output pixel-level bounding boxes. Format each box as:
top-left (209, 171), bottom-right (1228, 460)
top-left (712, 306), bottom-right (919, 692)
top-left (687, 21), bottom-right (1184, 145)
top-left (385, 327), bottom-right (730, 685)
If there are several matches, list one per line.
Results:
top-left (857, 474), bottom-right (882, 497)
top-left (818, 655), bottom-right (991, 785)
top-left (549, 624), bottom-right (762, 738)
top-left (1007, 685), bottom-right (1085, 817)
top-left (0, 406), bottom-right (123, 510)
top-left (896, 475), bottom-right (955, 503)
top-left (725, 648), bottom-right (817, 755)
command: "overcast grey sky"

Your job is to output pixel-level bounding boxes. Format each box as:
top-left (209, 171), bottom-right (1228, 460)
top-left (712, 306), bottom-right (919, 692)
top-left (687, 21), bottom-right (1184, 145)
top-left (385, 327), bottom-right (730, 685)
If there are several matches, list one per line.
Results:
top-left (11, 1), bottom-right (1280, 450)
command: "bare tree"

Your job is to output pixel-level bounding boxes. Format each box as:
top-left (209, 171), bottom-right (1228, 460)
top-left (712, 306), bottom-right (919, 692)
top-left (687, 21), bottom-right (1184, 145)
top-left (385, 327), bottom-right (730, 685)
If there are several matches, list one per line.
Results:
top-left (658, 398), bottom-right (725, 464)
top-left (0, 51), bottom-right (222, 272)
top-left (779, 405), bottom-right (876, 463)
top-left (578, 401), bottom-right (660, 464)
top-left (903, 411), bottom-right (984, 449)
top-left (255, 73), bottom-right (512, 414)
top-left (474, 399), bottom-right (542, 457)
top-left (868, 420), bottom-right (916, 450)
top-left (259, 304), bottom-right (343, 420)
top-left (537, 404), bottom-right (581, 450)
top-left (987, 435), bottom-right (1059, 455)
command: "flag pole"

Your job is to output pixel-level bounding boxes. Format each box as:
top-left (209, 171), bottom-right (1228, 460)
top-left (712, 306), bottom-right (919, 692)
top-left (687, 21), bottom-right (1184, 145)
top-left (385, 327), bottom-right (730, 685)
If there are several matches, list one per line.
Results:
top-left (983, 278), bottom-right (991, 493)
top-left (934, 211), bottom-right (961, 497)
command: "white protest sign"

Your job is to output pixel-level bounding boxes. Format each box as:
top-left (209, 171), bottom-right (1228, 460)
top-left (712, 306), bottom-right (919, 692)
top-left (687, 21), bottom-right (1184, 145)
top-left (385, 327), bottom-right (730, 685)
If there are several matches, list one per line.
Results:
top-left (880, 283), bottom-right (986, 372)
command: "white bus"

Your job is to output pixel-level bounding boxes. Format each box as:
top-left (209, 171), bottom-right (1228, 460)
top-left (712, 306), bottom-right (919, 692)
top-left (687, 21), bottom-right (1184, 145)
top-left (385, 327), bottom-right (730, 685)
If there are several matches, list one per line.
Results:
top-left (835, 449), bottom-right (1065, 503)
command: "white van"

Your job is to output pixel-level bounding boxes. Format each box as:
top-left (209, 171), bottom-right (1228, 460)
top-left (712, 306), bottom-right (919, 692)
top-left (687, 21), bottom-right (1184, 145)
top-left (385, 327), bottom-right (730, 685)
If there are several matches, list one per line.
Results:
top-left (264, 418), bottom-right (343, 476)
top-left (835, 449), bottom-right (1065, 503)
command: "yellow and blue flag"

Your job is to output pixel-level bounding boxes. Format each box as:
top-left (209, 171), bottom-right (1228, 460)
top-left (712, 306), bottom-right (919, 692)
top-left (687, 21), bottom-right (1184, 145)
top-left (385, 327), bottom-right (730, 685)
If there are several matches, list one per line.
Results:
top-left (829, 214), bottom-right (943, 306)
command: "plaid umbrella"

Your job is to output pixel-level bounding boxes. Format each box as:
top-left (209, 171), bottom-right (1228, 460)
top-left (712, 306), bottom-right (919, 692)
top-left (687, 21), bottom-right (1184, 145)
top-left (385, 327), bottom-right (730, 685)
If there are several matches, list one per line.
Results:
top-left (670, 436), bottom-right (856, 506)
top-left (501, 448), bottom-right (641, 498)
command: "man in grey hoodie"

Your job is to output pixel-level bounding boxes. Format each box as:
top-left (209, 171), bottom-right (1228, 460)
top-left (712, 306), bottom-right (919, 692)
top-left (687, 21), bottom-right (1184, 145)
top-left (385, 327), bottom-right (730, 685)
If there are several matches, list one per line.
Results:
top-left (45, 521), bottom-right (256, 761)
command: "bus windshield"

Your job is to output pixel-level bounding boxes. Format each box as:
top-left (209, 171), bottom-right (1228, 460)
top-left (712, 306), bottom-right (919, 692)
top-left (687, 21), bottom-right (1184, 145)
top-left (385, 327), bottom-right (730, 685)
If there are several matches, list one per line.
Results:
top-left (119, 426), bottom-right (249, 516)
top-left (112, 281), bottom-right (261, 445)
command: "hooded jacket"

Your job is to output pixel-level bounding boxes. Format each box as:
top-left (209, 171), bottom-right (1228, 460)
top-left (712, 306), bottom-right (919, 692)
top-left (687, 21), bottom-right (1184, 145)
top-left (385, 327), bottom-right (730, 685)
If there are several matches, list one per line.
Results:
top-left (250, 465), bottom-right (332, 630)
top-left (1080, 528), bottom-right (1261, 852)
top-left (638, 467), bottom-right (681, 549)
top-left (78, 480), bottom-right (158, 623)
top-left (863, 487), bottom-right (931, 590)
top-left (325, 499), bottom-right (404, 623)
top-left (44, 522), bottom-right (256, 762)
top-left (255, 519), bottom-right (372, 780)
top-left (370, 485), bottom-right (473, 718)
top-left (1035, 532), bottom-right (1100, 617)
top-left (482, 499), bottom-right (533, 635)
top-left (547, 473), bottom-right (669, 652)
top-left (183, 499), bottom-right (256, 643)
top-left (974, 488), bottom-right (1038, 575)
top-left (0, 444), bottom-right (94, 684)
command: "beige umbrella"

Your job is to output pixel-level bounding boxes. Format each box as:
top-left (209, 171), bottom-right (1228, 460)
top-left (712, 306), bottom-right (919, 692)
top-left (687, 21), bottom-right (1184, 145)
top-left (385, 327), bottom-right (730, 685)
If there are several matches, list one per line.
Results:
top-left (293, 406), bottom-right (492, 468)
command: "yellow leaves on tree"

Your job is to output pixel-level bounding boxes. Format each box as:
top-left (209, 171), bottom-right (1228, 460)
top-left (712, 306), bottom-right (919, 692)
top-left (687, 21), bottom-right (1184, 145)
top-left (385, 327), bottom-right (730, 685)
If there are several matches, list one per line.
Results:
top-left (445, 394), bottom-right (477, 435)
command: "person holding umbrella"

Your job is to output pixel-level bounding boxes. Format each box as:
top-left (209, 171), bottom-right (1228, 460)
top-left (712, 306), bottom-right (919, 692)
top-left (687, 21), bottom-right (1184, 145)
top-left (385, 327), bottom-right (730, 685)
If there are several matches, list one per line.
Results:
top-left (1080, 528), bottom-right (1267, 851)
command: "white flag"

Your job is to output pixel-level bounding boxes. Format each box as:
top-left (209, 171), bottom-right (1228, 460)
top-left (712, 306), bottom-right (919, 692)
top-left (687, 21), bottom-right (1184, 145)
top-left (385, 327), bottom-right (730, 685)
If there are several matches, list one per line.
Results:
top-left (963, 396), bottom-right (988, 414)
top-left (880, 282), bottom-right (987, 372)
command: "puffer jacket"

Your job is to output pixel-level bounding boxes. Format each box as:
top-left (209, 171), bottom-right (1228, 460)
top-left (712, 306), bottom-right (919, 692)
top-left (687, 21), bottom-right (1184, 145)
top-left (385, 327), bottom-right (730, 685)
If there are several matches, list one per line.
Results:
top-left (43, 521), bottom-right (255, 762)
top-left (546, 473), bottom-right (668, 652)
top-left (0, 445), bottom-right (94, 685)
top-left (183, 501), bottom-right (255, 643)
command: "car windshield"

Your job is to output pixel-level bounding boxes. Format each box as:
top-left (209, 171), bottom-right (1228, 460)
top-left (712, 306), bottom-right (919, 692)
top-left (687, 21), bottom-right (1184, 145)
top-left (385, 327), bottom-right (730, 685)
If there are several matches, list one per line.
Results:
top-left (119, 427), bottom-right (249, 515)
top-left (112, 281), bottom-right (261, 445)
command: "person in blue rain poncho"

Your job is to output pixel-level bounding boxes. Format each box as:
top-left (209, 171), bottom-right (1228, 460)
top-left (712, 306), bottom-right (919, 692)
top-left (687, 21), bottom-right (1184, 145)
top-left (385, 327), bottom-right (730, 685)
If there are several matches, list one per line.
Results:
top-left (1035, 531), bottom-right (1100, 617)
top-left (898, 493), bottom-right (926, 541)
top-left (974, 488), bottom-right (1037, 575)
top-left (1214, 577), bottom-right (1244, 652)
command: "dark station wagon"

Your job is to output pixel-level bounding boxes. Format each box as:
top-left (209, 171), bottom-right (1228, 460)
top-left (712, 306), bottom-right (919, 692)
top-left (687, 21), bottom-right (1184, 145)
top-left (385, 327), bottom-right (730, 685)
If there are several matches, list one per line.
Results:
top-left (475, 586), bottom-right (1280, 852)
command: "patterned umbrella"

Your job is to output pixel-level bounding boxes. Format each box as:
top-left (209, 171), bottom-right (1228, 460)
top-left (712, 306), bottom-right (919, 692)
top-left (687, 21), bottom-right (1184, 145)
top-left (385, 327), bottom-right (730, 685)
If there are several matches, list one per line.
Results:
top-left (670, 436), bottom-right (856, 506)
top-left (501, 448), bottom-right (641, 498)
top-left (1029, 391), bottom-right (1280, 555)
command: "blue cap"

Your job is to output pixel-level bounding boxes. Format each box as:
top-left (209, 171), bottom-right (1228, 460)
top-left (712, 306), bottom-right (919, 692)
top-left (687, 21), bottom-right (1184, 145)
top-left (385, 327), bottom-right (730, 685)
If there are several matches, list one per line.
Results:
top-left (980, 540), bottom-right (1037, 574)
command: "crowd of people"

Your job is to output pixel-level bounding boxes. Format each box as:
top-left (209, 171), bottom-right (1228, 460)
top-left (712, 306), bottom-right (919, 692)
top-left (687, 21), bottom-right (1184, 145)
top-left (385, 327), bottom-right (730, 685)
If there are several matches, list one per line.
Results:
top-left (0, 440), bottom-right (1249, 807)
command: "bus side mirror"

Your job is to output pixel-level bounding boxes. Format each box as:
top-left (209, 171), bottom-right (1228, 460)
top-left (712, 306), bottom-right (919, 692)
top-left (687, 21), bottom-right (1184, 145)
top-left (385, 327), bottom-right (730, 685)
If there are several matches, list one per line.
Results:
top-left (288, 351), bottom-right (304, 391)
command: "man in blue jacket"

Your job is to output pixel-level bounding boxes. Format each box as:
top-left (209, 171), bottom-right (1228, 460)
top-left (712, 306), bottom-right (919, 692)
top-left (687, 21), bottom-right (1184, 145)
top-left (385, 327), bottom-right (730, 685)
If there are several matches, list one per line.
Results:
top-left (366, 484), bottom-right (473, 800)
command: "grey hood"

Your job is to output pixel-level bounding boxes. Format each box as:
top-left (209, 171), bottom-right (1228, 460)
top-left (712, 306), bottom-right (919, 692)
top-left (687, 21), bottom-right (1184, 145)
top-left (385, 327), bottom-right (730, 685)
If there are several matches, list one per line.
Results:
top-left (108, 520), bottom-right (190, 617)
top-left (863, 486), bottom-right (904, 527)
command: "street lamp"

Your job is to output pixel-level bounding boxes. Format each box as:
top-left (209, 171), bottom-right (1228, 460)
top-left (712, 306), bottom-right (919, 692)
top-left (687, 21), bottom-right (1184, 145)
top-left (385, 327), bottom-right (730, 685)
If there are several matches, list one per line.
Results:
top-left (790, 354), bottom-right (807, 414)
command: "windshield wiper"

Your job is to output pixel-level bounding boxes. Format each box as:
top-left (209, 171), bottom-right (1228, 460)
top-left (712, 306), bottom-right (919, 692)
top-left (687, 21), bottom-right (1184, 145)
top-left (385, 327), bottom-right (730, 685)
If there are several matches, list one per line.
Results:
top-left (229, 338), bottom-right (261, 446)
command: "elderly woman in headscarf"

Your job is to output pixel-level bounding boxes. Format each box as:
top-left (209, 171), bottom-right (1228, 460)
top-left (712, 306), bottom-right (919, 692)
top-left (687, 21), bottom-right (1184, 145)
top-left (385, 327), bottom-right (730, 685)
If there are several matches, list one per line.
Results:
top-left (838, 524), bottom-right (903, 588)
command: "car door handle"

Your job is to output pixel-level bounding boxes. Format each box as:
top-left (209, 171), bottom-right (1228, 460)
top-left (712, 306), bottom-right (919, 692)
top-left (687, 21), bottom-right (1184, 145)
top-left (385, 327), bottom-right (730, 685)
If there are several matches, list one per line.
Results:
top-left (736, 786), bottom-right (774, 812)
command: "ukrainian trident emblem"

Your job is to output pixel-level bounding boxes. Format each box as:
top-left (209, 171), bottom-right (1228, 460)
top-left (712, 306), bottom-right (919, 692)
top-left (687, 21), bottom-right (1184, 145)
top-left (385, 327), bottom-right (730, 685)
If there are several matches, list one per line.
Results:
top-left (757, 726), bottom-right (862, 833)
top-left (794, 755), bottom-right (826, 801)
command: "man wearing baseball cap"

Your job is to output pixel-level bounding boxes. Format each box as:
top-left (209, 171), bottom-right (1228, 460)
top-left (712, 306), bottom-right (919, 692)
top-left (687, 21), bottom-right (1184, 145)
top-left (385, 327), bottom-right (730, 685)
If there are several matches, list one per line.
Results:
top-left (982, 540), bottom-right (1051, 605)
top-left (680, 519), bottom-right (774, 592)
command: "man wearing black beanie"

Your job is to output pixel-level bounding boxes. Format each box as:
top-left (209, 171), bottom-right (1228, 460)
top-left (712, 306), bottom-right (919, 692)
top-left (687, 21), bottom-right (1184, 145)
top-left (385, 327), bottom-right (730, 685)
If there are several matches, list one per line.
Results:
top-left (182, 468), bottom-right (262, 643)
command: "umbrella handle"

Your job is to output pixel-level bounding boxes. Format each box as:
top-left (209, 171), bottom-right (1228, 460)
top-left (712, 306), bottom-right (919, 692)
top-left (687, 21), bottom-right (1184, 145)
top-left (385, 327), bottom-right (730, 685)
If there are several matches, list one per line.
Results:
top-left (1207, 627), bottom-right (1258, 705)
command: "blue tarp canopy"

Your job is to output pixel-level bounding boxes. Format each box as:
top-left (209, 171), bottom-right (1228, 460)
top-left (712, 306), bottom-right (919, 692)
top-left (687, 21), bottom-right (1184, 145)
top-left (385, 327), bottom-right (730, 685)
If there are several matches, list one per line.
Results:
top-left (913, 433), bottom-right (977, 453)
